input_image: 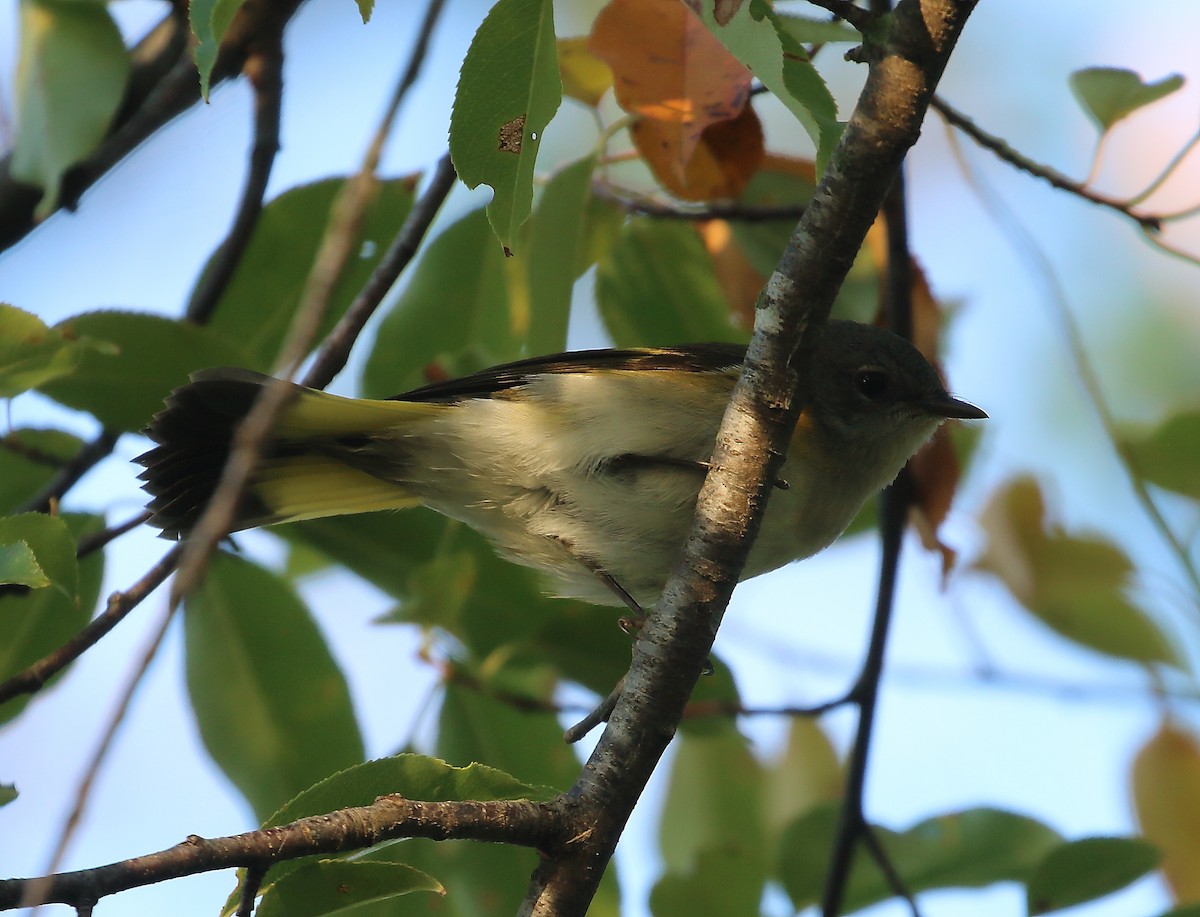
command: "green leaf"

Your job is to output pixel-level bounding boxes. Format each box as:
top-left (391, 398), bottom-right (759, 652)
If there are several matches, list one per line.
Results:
top-left (775, 13), bottom-right (862, 45)
top-left (524, 155), bottom-right (599, 355)
top-left (0, 542), bottom-right (48, 589)
top-left (0, 784), bottom-right (16, 807)
top-left (256, 860), bottom-right (442, 917)
top-left (1123, 411), bottom-right (1200, 500)
top-left (0, 429), bottom-right (84, 515)
top-left (361, 208), bottom-right (524, 399)
top-left (763, 718), bottom-right (843, 838)
top-left (353, 0), bottom-right (373, 24)
top-left (284, 512), bottom-right (571, 661)
top-left (11, 0), bottom-right (130, 216)
top-left (450, 0), bottom-right (562, 254)
top-left (0, 303), bottom-right (115, 398)
top-left (1026, 836), bottom-right (1161, 914)
top-left (595, 219), bottom-right (748, 347)
top-left (199, 177), bottom-right (417, 371)
top-left (0, 513), bottom-right (104, 725)
top-left (654, 726), bottom-right (769, 914)
top-left (37, 311), bottom-right (244, 432)
top-left (973, 477), bottom-right (1179, 667)
top-left (0, 514), bottom-right (76, 599)
top-left (1070, 67), bottom-right (1185, 133)
top-left (651, 845), bottom-right (767, 917)
top-left (695, 0), bottom-right (842, 173)
top-left (779, 805), bottom-right (1063, 912)
top-left (184, 553), bottom-right (364, 821)
top-left (190, 0), bottom-right (245, 99)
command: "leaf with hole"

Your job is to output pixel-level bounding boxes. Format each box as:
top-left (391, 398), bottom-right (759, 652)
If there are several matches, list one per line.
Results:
top-left (450, 0), bottom-right (561, 254)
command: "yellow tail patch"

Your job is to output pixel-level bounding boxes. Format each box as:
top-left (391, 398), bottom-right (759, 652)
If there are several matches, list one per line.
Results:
top-left (254, 454), bottom-right (420, 523)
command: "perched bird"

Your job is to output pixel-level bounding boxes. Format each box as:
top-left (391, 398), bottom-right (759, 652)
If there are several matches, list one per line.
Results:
top-left (136, 320), bottom-right (985, 610)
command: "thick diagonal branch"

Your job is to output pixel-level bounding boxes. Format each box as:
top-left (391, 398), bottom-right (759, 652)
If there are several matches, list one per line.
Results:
top-left (519, 2), bottom-right (980, 913)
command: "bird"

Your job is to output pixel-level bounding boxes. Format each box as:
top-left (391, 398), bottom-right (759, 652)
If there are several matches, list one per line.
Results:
top-left (135, 320), bottom-right (985, 612)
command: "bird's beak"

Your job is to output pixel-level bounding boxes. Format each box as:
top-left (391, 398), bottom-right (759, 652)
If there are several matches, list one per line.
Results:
top-left (926, 395), bottom-right (988, 420)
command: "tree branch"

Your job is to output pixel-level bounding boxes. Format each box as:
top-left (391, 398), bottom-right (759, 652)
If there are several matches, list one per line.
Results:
top-left (185, 27), bottom-right (286, 324)
top-left (519, 1), bottom-right (979, 913)
top-left (2, 796), bottom-right (567, 910)
top-left (0, 545), bottom-right (181, 707)
top-left (931, 95), bottom-right (1163, 231)
top-left (0, 0), bottom-right (308, 252)
top-left (18, 430), bottom-right (120, 515)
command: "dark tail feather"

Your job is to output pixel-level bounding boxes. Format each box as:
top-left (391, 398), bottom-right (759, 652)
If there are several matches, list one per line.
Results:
top-left (135, 369), bottom-right (277, 538)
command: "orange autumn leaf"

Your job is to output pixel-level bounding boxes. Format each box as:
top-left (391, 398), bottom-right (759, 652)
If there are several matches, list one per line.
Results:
top-left (633, 103), bottom-right (764, 201)
top-left (699, 219), bottom-right (761, 327)
top-left (1133, 720), bottom-right (1200, 903)
top-left (591, 0), bottom-right (758, 200)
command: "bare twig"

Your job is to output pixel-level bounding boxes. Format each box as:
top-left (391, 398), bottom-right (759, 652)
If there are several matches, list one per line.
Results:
top-left (75, 512), bottom-right (152, 560)
top-left (18, 430), bottom-right (120, 515)
top-left (943, 114), bottom-right (1200, 607)
top-left (861, 824), bottom-right (921, 917)
top-left (31, 597), bottom-right (181, 893)
top-left (803, 0), bottom-right (878, 33)
top-left (234, 865), bottom-right (267, 917)
top-left (821, 149), bottom-right (917, 913)
top-left (931, 95), bottom-right (1163, 232)
top-left (5, 795), bottom-right (566, 911)
top-left (0, 1), bottom-right (307, 251)
top-left (171, 0), bottom-right (453, 602)
top-left (591, 184), bottom-right (807, 222)
top-left (303, 152), bottom-right (457, 389)
top-left (0, 545), bottom-right (180, 707)
top-left (185, 28), bottom-right (285, 324)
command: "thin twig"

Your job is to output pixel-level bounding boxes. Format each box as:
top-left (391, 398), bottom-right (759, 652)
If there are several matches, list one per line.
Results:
top-left (591, 183), bottom-right (807, 222)
top-left (931, 95), bottom-right (1163, 232)
top-left (18, 430), bottom-right (120, 515)
top-left (171, 0), bottom-right (453, 604)
top-left (0, 545), bottom-right (180, 707)
top-left (75, 511), bottom-right (152, 560)
top-left (303, 153), bottom-right (457, 389)
top-left (0, 433), bottom-right (69, 467)
top-left (820, 148), bottom-right (916, 914)
top-left (185, 28), bottom-right (285, 324)
top-left (803, 0), bottom-right (878, 33)
top-left (30, 594), bottom-right (181, 900)
top-left (942, 118), bottom-right (1200, 606)
top-left (235, 864), bottom-right (268, 917)
top-left (861, 825), bottom-right (921, 917)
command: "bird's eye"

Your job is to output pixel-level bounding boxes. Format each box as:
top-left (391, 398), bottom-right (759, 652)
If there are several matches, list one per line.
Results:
top-left (854, 368), bottom-right (891, 401)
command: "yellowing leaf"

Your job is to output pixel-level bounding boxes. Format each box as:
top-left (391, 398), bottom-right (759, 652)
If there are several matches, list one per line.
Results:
top-left (973, 477), bottom-right (1177, 666)
top-left (1133, 720), bottom-right (1200, 902)
top-left (557, 36), bottom-right (612, 106)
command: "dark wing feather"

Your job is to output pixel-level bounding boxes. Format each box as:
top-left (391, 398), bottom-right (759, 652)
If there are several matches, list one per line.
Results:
top-left (392, 343), bottom-right (748, 404)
